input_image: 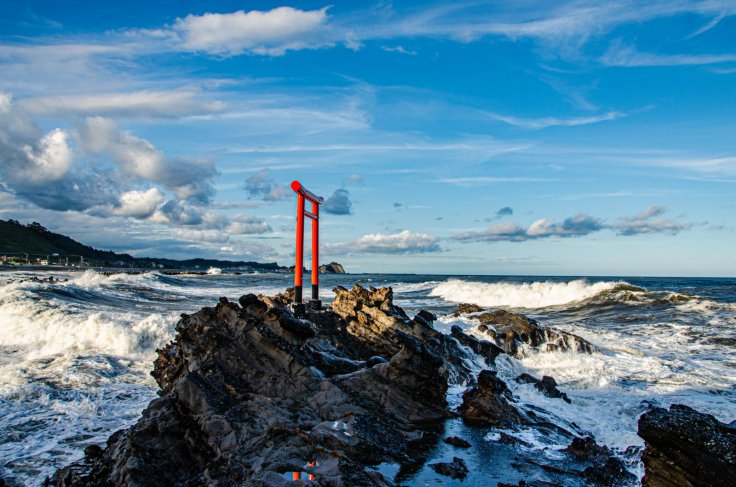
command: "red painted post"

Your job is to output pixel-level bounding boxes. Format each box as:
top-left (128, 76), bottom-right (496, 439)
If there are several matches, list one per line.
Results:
top-left (310, 200), bottom-right (320, 309)
top-left (294, 192), bottom-right (305, 304)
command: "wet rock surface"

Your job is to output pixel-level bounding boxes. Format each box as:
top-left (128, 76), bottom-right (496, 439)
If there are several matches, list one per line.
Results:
top-left (638, 404), bottom-right (736, 487)
top-left (50, 285), bottom-right (635, 487)
top-left (459, 370), bottom-right (523, 427)
top-left (457, 308), bottom-right (596, 357)
top-left (515, 373), bottom-right (571, 404)
top-left (428, 457), bottom-right (468, 480)
top-left (443, 436), bottom-right (471, 448)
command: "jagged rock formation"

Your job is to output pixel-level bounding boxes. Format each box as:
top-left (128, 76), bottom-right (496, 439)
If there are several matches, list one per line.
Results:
top-left (319, 262), bottom-right (346, 274)
top-left (638, 404), bottom-right (736, 487)
top-left (458, 370), bottom-right (523, 427)
top-left (515, 373), bottom-right (571, 404)
top-left (50, 285), bottom-right (627, 487)
top-left (451, 305), bottom-right (596, 356)
top-left (429, 457), bottom-right (468, 480)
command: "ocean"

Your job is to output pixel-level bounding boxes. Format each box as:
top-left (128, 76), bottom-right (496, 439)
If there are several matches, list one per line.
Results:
top-left (1, 270), bottom-right (734, 485)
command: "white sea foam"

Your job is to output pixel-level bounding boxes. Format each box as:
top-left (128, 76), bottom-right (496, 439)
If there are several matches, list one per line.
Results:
top-left (491, 321), bottom-right (736, 453)
top-left (206, 267), bottom-right (222, 275)
top-left (430, 278), bottom-right (627, 308)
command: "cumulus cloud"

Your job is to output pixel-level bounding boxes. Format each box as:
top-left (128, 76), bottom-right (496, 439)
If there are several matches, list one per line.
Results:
top-left (224, 214), bottom-right (272, 235)
top-left (486, 206), bottom-right (513, 221)
top-left (243, 169), bottom-right (291, 201)
top-left (78, 116), bottom-right (217, 203)
top-left (322, 188), bottom-right (353, 215)
top-left (112, 188), bottom-right (166, 218)
top-left (325, 230), bottom-right (441, 255)
top-left (612, 205), bottom-right (693, 236)
top-left (150, 200), bottom-right (271, 234)
top-left (167, 6), bottom-right (332, 56)
top-left (454, 207), bottom-right (694, 243)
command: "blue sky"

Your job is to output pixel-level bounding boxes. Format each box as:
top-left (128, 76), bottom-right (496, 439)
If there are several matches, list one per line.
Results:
top-left (0, 1), bottom-right (734, 275)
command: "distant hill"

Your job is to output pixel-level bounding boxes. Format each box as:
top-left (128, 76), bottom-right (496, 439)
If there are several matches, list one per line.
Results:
top-left (0, 219), bottom-right (286, 271)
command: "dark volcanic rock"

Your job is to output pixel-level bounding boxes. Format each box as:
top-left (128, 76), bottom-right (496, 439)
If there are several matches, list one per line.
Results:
top-left (458, 370), bottom-right (523, 427)
top-left (638, 404), bottom-right (736, 487)
top-left (443, 436), bottom-right (471, 448)
top-left (319, 261), bottom-right (346, 274)
top-left (565, 436), bottom-right (637, 486)
top-left (474, 309), bottom-right (596, 356)
top-left (429, 456), bottom-right (468, 479)
top-left (516, 373), bottom-right (571, 403)
top-left (450, 303), bottom-right (484, 316)
top-left (451, 325), bottom-right (503, 365)
top-left (52, 287), bottom-right (453, 486)
top-left (331, 285), bottom-right (487, 384)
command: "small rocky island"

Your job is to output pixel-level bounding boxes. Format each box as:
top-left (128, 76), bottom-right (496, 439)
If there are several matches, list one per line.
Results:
top-left (319, 262), bottom-right (346, 274)
top-left (49, 286), bottom-right (734, 486)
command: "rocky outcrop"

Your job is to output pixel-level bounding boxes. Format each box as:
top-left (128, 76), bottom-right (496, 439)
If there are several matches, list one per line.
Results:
top-left (450, 303), bottom-right (484, 316)
top-left (471, 309), bottom-right (595, 357)
top-left (331, 285), bottom-right (487, 384)
top-left (319, 262), bottom-right (346, 274)
top-left (52, 288), bottom-right (453, 486)
top-left (458, 370), bottom-right (523, 427)
top-left (50, 284), bottom-right (631, 487)
top-left (429, 457), bottom-right (468, 480)
top-left (638, 404), bottom-right (736, 487)
top-left (515, 373), bottom-right (571, 404)
top-left (564, 436), bottom-right (637, 486)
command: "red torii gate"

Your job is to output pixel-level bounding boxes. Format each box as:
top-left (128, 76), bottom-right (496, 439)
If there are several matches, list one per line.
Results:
top-left (290, 180), bottom-right (324, 315)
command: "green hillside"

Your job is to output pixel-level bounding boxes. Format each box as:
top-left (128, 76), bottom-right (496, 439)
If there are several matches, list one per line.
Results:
top-left (0, 219), bottom-right (134, 264)
top-left (0, 219), bottom-right (286, 271)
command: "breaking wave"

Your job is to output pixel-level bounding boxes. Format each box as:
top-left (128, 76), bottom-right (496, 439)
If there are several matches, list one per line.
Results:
top-left (429, 279), bottom-right (637, 309)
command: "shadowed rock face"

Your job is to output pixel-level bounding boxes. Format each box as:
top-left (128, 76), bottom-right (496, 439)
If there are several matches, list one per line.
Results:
top-left (458, 370), bottom-right (523, 427)
top-left (451, 305), bottom-right (596, 357)
top-left (638, 404), bottom-right (736, 487)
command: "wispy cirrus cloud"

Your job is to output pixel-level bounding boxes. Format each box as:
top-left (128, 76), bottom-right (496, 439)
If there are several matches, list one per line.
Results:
top-left (486, 110), bottom-right (626, 129)
top-left (602, 42), bottom-right (736, 67)
top-left (437, 177), bottom-right (556, 186)
top-left (18, 90), bottom-right (226, 118)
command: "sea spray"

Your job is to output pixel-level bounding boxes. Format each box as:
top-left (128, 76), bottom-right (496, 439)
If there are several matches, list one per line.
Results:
top-left (429, 278), bottom-right (629, 308)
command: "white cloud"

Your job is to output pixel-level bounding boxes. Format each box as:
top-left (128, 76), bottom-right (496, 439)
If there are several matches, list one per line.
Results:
top-left (454, 214), bottom-right (604, 242)
top-left (453, 207), bottom-right (695, 243)
top-left (486, 110), bottom-right (626, 129)
top-left (437, 177), bottom-right (555, 186)
top-left (78, 116), bottom-right (217, 202)
top-left (326, 229), bottom-right (440, 254)
top-left (381, 45), bottom-right (417, 55)
top-left (170, 6), bottom-right (332, 56)
top-left (224, 214), bottom-right (272, 235)
top-left (113, 188), bottom-right (166, 218)
top-left (612, 205), bottom-right (693, 236)
top-left (602, 42), bottom-right (736, 67)
top-left (19, 90), bottom-right (225, 118)
top-left (20, 128), bottom-right (74, 183)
